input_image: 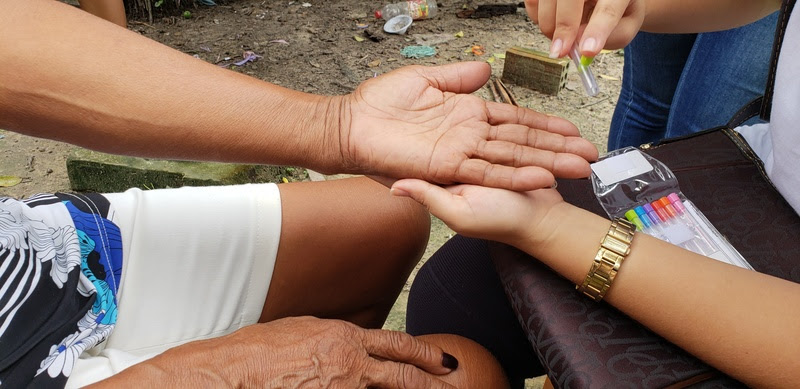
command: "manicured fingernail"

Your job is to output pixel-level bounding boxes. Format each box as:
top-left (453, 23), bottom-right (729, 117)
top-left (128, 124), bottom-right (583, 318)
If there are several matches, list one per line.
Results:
top-left (441, 352), bottom-right (459, 370)
top-left (549, 39), bottom-right (563, 58)
top-left (581, 37), bottom-right (598, 54)
top-left (389, 187), bottom-right (409, 197)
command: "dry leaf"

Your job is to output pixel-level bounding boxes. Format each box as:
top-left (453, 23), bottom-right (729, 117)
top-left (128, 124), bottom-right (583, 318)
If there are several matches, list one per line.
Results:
top-left (0, 176), bottom-right (22, 187)
top-left (598, 74), bottom-right (619, 81)
top-left (353, 35), bottom-right (365, 42)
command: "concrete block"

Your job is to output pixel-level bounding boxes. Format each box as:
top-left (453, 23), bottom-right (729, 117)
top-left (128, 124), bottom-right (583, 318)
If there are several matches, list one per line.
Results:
top-left (67, 148), bottom-right (306, 192)
top-left (501, 46), bottom-right (570, 96)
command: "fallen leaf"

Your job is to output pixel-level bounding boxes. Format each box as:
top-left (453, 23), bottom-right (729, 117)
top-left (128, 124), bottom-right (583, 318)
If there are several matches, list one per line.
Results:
top-left (493, 53), bottom-right (505, 59)
top-left (368, 59), bottom-right (382, 67)
top-left (281, 177), bottom-right (289, 183)
top-left (471, 45), bottom-right (484, 56)
top-left (0, 176), bottom-right (22, 187)
top-left (454, 31), bottom-right (464, 38)
top-left (354, 35), bottom-right (365, 42)
top-left (598, 74), bottom-right (619, 81)
top-left (486, 56), bottom-right (495, 63)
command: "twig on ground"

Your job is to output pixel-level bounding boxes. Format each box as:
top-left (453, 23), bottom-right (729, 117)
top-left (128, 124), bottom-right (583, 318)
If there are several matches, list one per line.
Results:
top-left (574, 96), bottom-right (610, 109)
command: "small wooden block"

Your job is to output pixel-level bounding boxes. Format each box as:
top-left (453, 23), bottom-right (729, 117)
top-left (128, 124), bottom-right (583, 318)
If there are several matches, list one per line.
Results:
top-left (501, 46), bottom-right (570, 96)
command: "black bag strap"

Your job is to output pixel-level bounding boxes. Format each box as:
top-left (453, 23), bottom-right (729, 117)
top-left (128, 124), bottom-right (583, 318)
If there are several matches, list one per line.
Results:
top-left (761, 0), bottom-right (797, 120)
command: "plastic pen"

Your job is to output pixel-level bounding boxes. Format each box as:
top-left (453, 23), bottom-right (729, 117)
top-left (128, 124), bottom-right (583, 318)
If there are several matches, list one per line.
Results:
top-left (568, 44), bottom-right (599, 97)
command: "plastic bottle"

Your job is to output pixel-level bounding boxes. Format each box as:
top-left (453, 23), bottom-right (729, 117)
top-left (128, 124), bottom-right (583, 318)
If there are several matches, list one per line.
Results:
top-left (375, 0), bottom-right (438, 20)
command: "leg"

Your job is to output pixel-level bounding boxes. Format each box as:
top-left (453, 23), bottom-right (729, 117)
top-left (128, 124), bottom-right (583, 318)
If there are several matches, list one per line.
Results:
top-left (77, 0), bottom-right (127, 27)
top-left (665, 12), bottom-right (779, 136)
top-left (417, 334), bottom-right (510, 389)
top-left (406, 235), bottom-right (543, 389)
top-left (607, 32), bottom-right (697, 150)
top-left (260, 176), bottom-right (430, 329)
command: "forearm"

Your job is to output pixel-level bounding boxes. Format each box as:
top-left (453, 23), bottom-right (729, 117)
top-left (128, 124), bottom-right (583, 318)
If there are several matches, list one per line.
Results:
top-left (523, 204), bottom-right (800, 387)
top-left (641, 0), bottom-right (780, 33)
top-left (0, 0), bottom-right (342, 172)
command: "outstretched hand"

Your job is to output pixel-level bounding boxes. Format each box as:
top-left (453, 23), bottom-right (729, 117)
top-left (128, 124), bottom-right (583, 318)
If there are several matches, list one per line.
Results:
top-left (338, 62), bottom-right (598, 191)
top-left (390, 178), bottom-right (567, 248)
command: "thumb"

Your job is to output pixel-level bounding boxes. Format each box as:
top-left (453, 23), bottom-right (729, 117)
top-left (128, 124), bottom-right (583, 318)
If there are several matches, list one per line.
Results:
top-left (414, 61), bottom-right (490, 94)
top-left (391, 179), bottom-right (463, 219)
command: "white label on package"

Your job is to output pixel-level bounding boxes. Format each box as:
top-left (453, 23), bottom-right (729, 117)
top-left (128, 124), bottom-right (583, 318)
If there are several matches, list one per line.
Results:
top-left (591, 150), bottom-right (654, 186)
top-left (661, 223), bottom-right (695, 245)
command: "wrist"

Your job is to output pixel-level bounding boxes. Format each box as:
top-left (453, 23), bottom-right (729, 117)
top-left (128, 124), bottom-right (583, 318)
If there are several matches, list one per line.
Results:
top-left (309, 94), bottom-right (356, 175)
top-left (517, 203), bottom-right (613, 284)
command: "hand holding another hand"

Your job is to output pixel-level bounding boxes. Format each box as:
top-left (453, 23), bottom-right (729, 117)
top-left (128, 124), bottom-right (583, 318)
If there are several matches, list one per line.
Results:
top-left (390, 179), bottom-right (568, 249)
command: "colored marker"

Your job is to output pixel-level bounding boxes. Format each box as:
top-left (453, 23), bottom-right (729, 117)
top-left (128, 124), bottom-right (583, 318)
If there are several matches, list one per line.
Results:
top-left (569, 44), bottom-right (599, 97)
top-left (633, 206), bottom-right (652, 229)
top-left (624, 209), bottom-right (645, 231)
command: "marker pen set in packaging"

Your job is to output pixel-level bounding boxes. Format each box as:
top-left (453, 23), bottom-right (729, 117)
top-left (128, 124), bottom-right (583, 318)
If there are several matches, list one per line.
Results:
top-left (590, 148), bottom-right (752, 270)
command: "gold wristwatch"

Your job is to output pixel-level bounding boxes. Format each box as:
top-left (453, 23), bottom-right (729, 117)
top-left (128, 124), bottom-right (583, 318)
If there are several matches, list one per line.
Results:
top-left (577, 218), bottom-right (636, 302)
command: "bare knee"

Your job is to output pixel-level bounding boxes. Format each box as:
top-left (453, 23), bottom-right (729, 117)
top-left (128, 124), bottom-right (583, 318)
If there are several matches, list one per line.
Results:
top-left (416, 333), bottom-right (510, 389)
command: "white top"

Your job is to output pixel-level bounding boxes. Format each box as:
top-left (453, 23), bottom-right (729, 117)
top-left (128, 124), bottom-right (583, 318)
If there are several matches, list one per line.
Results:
top-left (737, 7), bottom-right (800, 215)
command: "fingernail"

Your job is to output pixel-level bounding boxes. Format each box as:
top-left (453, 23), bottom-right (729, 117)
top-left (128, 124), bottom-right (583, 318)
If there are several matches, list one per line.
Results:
top-left (389, 187), bottom-right (409, 197)
top-left (441, 352), bottom-right (459, 370)
top-left (581, 37), bottom-right (598, 54)
top-left (549, 39), bottom-right (563, 59)
top-left (549, 181), bottom-right (558, 189)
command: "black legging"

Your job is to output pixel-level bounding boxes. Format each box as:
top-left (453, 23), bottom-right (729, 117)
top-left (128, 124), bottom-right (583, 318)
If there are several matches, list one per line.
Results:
top-left (406, 235), bottom-right (544, 388)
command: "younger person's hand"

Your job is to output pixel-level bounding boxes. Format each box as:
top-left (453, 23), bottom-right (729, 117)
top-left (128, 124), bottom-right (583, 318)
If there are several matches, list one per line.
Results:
top-left (525, 0), bottom-right (646, 58)
top-left (390, 179), bottom-right (567, 248)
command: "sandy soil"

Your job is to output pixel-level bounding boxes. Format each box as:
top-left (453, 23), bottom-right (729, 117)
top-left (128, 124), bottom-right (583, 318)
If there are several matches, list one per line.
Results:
top-left (0, 0), bottom-right (624, 338)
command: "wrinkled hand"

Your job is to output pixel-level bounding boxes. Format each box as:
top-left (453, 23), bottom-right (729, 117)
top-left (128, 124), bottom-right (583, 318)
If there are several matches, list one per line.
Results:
top-left (339, 62), bottom-right (598, 191)
top-left (126, 316), bottom-right (458, 389)
top-left (525, 0), bottom-right (645, 58)
top-left (390, 179), bottom-right (566, 248)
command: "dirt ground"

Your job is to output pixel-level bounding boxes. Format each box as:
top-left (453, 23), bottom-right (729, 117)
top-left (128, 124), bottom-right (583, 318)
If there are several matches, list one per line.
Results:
top-left (0, 0), bottom-right (623, 344)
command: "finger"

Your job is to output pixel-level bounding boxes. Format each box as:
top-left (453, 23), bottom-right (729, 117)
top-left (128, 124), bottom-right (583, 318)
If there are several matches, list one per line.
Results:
top-left (390, 179), bottom-right (469, 226)
top-left (454, 159), bottom-right (556, 191)
top-left (487, 123), bottom-right (599, 161)
top-left (359, 329), bottom-right (457, 375)
top-left (537, 0), bottom-right (557, 38)
top-left (412, 62), bottom-right (490, 94)
top-left (474, 140), bottom-right (592, 179)
top-left (603, 1), bottom-right (646, 49)
top-left (523, 0), bottom-right (540, 24)
top-left (580, 0), bottom-right (636, 56)
top-left (363, 359), bottom-right (457, 389)
top-left (551, 0), bottom-right (585, 58)
top-left (485, 101), bottom-right (579, 137)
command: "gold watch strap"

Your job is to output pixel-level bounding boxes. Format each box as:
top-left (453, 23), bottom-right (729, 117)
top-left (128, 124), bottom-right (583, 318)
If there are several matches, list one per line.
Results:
top-left (577, 218), bottom-right (636, 302)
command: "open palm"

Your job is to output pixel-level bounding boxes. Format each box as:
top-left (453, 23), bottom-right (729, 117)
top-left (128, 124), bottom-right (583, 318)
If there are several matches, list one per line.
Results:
top-left (340, 62), bottom-right (598, 191)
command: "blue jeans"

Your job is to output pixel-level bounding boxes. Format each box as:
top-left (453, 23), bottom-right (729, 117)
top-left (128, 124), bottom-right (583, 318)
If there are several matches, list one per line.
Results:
top-left (608, 12), bottom-right (779, 150)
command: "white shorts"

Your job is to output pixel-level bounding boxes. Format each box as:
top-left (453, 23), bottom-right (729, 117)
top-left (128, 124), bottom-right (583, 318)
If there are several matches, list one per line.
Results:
top-left (66, 184), bottom-right (282, 388)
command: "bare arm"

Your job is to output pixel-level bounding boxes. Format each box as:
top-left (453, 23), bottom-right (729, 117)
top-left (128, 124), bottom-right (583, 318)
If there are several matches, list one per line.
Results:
top-left (527, 204), bottom-right (800, 387)
top-left (642, 0), bottom-right (781, 33)
top-left (0, 0), bottom-right (598, 190)
top-left (392, 181), bottom-right (800, 388)
top-left (0, 0), bottom-right (337, 173)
